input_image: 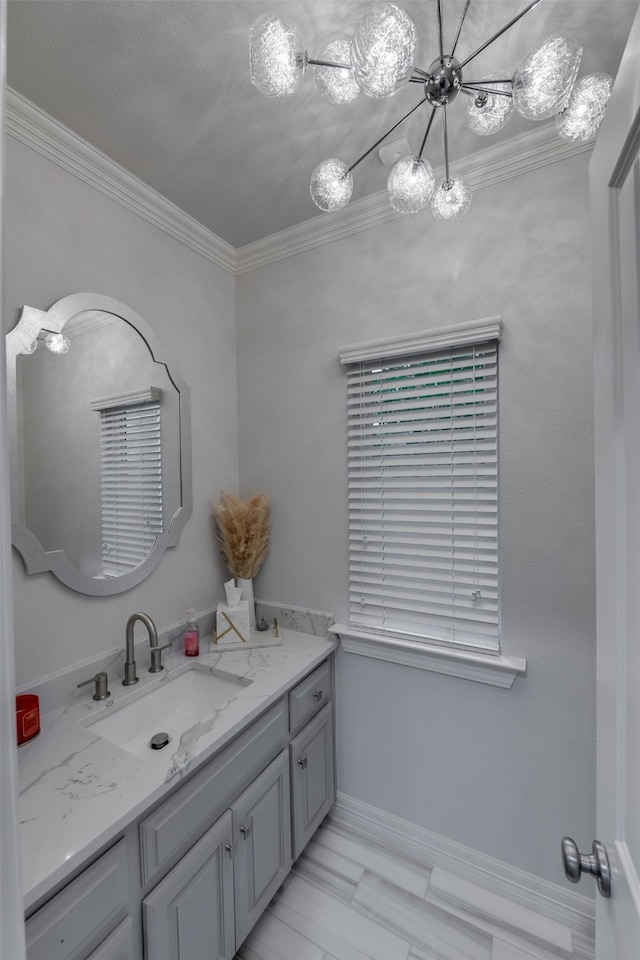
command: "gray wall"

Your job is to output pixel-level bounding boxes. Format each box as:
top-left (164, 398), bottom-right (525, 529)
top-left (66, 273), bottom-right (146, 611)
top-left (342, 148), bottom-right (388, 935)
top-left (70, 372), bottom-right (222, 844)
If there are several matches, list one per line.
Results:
top-left (236, 153), bottom-right (596, 887)
top-left (6, 136), bottom-right (238, 682)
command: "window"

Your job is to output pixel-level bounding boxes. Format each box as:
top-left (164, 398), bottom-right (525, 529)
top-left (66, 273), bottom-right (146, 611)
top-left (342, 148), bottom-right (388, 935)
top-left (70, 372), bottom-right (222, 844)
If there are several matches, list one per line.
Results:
top-left (92, 388), bottom-right (163, 577)
top-left (339, 319), bottom-right (501, 655)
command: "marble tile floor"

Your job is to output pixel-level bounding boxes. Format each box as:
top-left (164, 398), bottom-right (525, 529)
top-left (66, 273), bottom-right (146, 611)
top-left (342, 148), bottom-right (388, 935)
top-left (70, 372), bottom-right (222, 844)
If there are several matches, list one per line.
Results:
top-left (235, 819), bottom-right (592, 960)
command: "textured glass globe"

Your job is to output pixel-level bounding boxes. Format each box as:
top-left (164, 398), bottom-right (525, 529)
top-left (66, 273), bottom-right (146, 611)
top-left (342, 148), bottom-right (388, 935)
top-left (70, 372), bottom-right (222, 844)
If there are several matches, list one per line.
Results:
top-left (351, 3), bottom-right (417, 99)
top-left (512, 36), bottom-right (582, 121)
top-left (556, 73), bottom-right (613, 142)
top-left (387, 157), bottom-right (435, 214)
top-left (45, 332), bottom-right (71, 355)
top-left (431, 178), bottom-right (472, 222)
top-left (310, 159), bottom-right (353, 212)
top-left (466, 77), bottom-right (514, 136)
top-left (250, 14), bottom-right (307, 98)
top-left (313, 35), bottom-right (360, 106)
top-left (22, 338), bottom-right (38, 355)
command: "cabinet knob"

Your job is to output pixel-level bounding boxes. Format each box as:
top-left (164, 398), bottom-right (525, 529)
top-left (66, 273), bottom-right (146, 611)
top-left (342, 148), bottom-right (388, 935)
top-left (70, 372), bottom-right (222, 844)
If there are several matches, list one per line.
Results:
top-left (313, 690), bottom-right (323, 701)
top-left (225, 843), bottom-right (235, 858)
top-left (240, 823), bottom-right (252, 838)
top-left (298, 756), bottom-right (308, 769)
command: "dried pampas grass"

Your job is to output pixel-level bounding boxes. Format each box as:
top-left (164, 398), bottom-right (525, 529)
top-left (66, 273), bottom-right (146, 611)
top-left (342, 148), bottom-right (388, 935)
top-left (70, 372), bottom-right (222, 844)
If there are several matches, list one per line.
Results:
top-left (212, 491), bottom-right (271, 580)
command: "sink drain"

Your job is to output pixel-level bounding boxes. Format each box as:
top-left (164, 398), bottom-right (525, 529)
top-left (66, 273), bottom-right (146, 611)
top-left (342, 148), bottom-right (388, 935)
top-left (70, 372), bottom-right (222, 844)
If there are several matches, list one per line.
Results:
top-left (150, 732), bottom-right (170, 750)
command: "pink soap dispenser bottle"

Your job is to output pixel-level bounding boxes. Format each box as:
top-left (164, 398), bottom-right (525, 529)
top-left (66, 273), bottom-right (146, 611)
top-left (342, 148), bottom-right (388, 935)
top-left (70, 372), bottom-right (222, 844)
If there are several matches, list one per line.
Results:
top-left (184, 609), bottom-right (200, 657)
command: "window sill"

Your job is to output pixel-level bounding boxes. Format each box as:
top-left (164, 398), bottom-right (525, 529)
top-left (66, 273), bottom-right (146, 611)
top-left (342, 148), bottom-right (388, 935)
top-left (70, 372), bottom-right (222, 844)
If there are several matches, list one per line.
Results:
top-left (329, 624), bottom-right (526, 689)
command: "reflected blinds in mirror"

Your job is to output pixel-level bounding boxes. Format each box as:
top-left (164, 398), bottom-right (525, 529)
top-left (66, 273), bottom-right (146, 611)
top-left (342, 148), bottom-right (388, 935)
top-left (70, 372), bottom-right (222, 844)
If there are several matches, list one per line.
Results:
top-left (92, 389), bottom-right (163, 577)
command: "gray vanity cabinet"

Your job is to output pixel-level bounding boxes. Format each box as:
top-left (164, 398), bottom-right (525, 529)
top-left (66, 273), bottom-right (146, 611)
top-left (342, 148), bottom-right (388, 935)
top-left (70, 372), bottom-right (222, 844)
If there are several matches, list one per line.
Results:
top-left (25, 653), bottom-right (335, 960)
top-left (142, 812), bottom-right (235, 960)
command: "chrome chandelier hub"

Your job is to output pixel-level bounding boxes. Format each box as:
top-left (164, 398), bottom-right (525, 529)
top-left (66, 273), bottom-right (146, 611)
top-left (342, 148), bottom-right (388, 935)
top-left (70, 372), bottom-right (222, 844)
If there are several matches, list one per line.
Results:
top-left (424, 56), bottom-right (463, 106)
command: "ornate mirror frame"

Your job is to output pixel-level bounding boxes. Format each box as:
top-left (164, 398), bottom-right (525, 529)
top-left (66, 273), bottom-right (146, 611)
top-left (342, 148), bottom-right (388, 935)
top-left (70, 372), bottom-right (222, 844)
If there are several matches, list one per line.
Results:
top-left (6, 292), bottom-right (192, 595)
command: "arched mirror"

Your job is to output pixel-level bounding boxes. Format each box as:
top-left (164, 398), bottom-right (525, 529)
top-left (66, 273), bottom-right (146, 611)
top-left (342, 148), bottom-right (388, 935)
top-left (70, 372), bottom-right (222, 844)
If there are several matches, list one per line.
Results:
top-left (7, 293), bottom-right (192, 595)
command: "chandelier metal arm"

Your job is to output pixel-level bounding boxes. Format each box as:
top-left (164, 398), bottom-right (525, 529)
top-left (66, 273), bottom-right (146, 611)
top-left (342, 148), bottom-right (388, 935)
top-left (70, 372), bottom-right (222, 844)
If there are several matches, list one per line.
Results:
top-left (462, 83), bottom-right (513, 99)
top-left (458, 0), bottom-right (542, 70)
top-left (437, 0), bottom-right (445, 62)
top-left (347, 96), bottom-right (428, 174)
top-left (307, 58), bottom-right (351, 70)
top-left (418, 107), bottom-right (438, 159)
top-left (451, 0), bottom-right (472, 59)
top-left (443, 106), bottom-right (451, 185)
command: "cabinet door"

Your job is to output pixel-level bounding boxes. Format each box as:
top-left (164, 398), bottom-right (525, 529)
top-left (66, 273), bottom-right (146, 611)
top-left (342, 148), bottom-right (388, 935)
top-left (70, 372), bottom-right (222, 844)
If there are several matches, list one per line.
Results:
top-left (231, 749), bottom-right (292, 947)
top-left (290, 702), bottom-right (335, 859)
top-left (143, 810), bottom-right (235, 960)
top-left (85, 918), bottom-right (136, 960)
top-left (26, 839), bottom-right (129, 960)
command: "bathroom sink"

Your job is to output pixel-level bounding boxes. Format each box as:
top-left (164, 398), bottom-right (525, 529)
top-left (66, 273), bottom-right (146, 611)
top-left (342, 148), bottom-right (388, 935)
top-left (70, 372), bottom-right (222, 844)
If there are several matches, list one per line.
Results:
top-left (83, 666), bottom-right (250, 759)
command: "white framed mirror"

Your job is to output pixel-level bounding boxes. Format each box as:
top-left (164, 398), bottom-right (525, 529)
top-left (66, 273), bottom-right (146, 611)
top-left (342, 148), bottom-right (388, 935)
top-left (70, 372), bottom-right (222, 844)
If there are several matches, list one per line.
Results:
top-left (7, 292), bottom-right (192, 595)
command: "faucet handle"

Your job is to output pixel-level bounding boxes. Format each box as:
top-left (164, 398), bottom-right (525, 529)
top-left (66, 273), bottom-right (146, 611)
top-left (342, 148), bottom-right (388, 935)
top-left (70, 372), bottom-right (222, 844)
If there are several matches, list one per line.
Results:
top-left (78, 671), bottom-right (110, 701)
top-left (149, 642), bottom-right (173, 674)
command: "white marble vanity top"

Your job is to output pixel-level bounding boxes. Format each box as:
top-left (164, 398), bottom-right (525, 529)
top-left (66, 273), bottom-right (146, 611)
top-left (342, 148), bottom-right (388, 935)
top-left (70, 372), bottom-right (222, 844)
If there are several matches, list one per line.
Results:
top-left (18, 629), bottom-right (337, 911)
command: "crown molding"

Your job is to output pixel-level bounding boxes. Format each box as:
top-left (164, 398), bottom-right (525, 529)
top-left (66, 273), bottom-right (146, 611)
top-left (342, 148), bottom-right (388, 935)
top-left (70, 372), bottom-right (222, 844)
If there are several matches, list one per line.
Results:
top-left (6, 89), bottom-right (593, 278)
top-left (235, 124), bottom-right (593, 274)
top-left (5, 88), bottom-right (237, 275)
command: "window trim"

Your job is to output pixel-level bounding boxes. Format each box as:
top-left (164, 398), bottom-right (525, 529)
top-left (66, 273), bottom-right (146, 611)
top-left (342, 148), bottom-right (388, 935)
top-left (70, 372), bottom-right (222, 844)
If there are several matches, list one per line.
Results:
top-left (329, 623), bottom-right (526, 688)
top-left (338, 317), bottom-right (526, 684)
top-left (339, 317), bottom-right (503, 366)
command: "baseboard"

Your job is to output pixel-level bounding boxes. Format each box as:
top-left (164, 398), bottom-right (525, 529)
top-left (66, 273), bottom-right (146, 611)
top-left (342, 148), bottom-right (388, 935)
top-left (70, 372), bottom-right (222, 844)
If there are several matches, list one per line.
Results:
top-left (330, 792), bottom-right (595, 953)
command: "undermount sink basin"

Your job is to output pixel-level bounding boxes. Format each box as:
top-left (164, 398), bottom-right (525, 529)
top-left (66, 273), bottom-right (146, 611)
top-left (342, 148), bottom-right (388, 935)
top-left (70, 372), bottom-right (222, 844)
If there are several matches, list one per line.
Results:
top-left (83, 666), bottom-right (250, 759)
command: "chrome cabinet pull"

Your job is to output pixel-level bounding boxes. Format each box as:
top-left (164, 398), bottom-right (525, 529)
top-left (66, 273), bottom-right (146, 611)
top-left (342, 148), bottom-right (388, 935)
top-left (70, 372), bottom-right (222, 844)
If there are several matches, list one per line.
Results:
top-left (298, 756), bottom-right (308, 769)
top-left (313, 690), bottom-right (323, 701)
top-left (240, 823), bottom-right (252, 838)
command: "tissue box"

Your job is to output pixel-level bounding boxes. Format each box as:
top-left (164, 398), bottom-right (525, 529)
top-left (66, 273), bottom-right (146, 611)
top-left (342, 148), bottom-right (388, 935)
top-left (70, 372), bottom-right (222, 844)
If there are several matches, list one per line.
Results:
top-left (215, 600), bottom-right (250, 645)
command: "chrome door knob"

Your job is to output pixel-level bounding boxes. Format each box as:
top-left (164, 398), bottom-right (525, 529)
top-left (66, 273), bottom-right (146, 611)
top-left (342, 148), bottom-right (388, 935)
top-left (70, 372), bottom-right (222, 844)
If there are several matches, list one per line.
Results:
top-left (561, 837), bottom-right (611, 898)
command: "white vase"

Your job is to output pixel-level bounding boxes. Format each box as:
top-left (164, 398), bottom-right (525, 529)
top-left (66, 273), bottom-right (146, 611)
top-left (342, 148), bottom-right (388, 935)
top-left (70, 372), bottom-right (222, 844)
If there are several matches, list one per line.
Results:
top-left (237, 577), bottom-right (256, 627)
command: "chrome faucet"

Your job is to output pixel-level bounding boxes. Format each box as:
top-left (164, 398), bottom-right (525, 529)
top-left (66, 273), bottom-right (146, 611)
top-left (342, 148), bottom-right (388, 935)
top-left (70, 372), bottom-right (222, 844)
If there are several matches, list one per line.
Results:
top-left (123, 612), bottom-right (158, 686)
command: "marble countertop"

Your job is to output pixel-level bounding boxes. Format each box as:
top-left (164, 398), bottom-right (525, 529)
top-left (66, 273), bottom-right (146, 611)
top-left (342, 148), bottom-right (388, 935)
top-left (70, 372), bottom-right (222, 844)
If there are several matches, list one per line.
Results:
top-left (18, 629), bottom-right (337, 912)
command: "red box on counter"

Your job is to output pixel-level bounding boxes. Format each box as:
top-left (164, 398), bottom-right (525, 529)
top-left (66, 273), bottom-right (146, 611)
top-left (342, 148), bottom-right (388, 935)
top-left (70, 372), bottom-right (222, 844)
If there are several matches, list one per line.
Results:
top-left (16, 693), bottom-right (40, 744)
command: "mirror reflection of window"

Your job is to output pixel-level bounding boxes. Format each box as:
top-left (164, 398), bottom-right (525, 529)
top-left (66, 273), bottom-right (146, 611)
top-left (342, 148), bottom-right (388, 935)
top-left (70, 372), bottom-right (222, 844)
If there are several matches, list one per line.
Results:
top-left (8, 294), bottom-right (192, 595)
top-left (93, 389), bottom-right (163, 577)
top-left (15, 308), bottom-right (180, 579)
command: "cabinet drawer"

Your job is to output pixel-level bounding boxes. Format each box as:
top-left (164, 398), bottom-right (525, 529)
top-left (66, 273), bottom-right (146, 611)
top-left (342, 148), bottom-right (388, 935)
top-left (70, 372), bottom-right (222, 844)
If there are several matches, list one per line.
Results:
top-left (26, 839), bottom-right (128, 960)
top-left (140, 698), bottom-right (288, 885)
top-left (289, 660), bottom-right (331, 733)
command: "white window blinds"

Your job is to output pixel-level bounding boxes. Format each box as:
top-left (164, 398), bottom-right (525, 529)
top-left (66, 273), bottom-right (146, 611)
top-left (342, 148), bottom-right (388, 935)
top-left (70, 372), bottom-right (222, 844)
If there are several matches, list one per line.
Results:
top-left (342, 324), bottom-right (500, 652)
top-left (92, 389), bottom-right (163, 577)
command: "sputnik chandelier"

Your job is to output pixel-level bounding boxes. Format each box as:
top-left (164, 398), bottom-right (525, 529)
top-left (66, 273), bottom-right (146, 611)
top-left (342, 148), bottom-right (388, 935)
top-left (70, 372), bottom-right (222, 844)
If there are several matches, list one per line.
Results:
top-left (250, 0), bottom-right (612, 221)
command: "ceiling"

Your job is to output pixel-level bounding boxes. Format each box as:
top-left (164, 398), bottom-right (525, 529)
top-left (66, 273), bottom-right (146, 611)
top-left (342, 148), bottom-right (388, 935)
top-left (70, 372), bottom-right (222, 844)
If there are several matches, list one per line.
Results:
top-left (6, 0), bottom-right (638, 248)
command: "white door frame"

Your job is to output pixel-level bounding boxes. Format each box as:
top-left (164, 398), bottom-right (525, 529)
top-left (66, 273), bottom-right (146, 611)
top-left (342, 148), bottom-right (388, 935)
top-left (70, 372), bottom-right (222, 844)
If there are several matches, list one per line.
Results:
top-left (590, 4), bottom-right (640, 957)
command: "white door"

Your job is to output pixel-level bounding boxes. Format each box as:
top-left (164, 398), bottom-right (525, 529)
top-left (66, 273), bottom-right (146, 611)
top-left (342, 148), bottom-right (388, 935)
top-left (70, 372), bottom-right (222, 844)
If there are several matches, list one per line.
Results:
top-left (590, 5), bottom-right (640, 957)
